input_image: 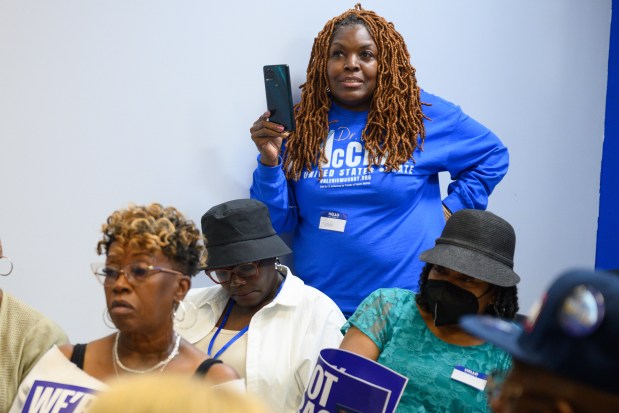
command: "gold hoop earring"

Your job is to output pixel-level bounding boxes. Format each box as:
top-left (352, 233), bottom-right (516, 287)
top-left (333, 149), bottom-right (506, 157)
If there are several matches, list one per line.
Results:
top-left (173, 300), bottom-right (186, 322)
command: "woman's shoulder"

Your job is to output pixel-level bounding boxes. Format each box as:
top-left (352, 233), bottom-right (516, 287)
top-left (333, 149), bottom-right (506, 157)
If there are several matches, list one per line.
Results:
top-left (364, 288), bottom-right (417, 306)
top-left (351, 288), bottom-right (418, 324)
top-left (419, 89), bottom-right (465, 120)
top-left (169, 341), bottom-right (232, 382)
top-left (202, 360), bottom-right (241, 385)
top-left (186, 345), bottom-right (240, 385)
top-left (4, 292), bottom-right (64, 330)
top-left (57, 342), bottom-right (74, 359)
top-left (262, 273), bottom-right (346, 327)
top-left (283, 272), bottom-right (340, 305)
top-left (420, 89), bottom-right (460, 109)
top-left (30, 344), bottom-right (68, 364)
top-left (346, 289), bottom-right (420, 340)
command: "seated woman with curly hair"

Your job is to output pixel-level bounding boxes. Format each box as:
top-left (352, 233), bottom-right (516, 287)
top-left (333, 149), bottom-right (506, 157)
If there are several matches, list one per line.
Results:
top-left (9, 203), bottom-right (240, 413)
top-left (340, 209), bottom-right (520, 413)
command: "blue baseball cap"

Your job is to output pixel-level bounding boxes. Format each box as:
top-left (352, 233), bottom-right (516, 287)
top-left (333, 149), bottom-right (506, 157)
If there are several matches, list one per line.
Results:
top-left (460, 268), bottom-right (619, 395)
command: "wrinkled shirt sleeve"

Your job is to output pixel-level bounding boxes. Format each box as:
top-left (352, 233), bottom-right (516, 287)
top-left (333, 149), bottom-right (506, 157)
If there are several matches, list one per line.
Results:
top-left (250, 155), bottom-right (300, 234)
top-left (442, 110), bottom-right (509, 213)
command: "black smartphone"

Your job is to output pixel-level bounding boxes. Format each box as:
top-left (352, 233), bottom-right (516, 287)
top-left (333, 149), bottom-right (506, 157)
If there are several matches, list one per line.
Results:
top-left (263, 64), bottom-right (296, 131)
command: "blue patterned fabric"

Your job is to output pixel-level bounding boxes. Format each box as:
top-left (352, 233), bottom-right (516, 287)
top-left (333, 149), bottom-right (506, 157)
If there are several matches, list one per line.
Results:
top-left (343, 288), bottom-right (512, 413)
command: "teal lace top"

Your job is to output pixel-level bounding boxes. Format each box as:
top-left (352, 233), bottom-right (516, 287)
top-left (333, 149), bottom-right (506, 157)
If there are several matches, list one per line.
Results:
top-left (343, 288), bottom-right (512, 413)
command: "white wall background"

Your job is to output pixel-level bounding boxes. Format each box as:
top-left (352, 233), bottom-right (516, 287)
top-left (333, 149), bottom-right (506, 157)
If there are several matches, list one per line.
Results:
top-left (0, 0), bottom-right (611, 342)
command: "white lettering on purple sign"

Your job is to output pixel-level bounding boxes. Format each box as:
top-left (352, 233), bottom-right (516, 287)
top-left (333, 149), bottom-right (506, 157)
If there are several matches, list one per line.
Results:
top-left (22, 380), bottom-right (98, 413)
top-left (299, 364), bottom-right (339, 413)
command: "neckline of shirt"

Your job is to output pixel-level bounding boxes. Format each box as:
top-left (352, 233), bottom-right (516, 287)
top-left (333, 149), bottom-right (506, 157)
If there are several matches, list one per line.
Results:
top-left (329, 101), bottom-right (370, 121)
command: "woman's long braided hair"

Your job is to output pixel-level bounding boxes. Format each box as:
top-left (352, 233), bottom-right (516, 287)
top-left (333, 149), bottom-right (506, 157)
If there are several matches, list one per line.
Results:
top-left (284, 4), bottom-right (428, 180)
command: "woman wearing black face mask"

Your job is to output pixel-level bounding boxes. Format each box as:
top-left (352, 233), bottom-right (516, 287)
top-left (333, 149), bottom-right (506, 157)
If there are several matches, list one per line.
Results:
top-left (340, 209), bottom-right (520, 413)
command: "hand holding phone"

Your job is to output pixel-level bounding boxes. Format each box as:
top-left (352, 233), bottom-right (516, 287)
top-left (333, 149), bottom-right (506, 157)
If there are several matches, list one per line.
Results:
top-left (263, 64), bottom-right (295, 131)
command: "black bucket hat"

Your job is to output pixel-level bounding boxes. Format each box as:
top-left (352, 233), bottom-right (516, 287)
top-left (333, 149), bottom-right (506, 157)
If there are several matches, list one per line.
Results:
top-left (419, 209), bottom-right (520, 287)
top-left (201, 199), bottom-right (292, 269)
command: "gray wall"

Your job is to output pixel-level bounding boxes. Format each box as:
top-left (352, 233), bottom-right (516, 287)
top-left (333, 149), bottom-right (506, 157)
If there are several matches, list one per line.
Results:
top-left (0, 0), bottom-right (611, 342)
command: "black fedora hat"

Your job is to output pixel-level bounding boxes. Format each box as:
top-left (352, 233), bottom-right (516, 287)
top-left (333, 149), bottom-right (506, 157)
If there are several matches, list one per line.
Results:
top-left (201, 199), bottom-right (292, 269)
top-left (419, 209), bottom-right (520, 287)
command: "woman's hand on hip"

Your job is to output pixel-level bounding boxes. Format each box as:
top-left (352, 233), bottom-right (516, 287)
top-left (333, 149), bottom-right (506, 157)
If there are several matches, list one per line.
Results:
top-left (250, 111), bottom-right (287, 167)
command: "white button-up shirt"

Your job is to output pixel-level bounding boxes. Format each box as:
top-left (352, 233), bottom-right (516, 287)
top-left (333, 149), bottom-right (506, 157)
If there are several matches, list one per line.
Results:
top-left (177, 266), bottom-right (346, 413)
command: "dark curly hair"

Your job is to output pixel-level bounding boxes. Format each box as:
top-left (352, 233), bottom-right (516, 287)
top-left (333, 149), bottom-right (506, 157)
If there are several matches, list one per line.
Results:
top-left (96, 203), bottom-right (206, 276)
top-left (415, 263), bottom-right (519, 319)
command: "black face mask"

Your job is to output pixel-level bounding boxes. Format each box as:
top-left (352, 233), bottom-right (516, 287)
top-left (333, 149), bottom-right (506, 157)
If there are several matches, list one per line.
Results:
top-left (423, 279), bottom-right (486, 327)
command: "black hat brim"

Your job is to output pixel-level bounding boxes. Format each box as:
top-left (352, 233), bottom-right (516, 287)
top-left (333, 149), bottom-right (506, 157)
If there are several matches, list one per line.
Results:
top-left (420, 243), bottom-right (520, 287)
top-left (206, 234), bottom-right (292, 269)
top-left (460, 315), bottom-right (544, 365)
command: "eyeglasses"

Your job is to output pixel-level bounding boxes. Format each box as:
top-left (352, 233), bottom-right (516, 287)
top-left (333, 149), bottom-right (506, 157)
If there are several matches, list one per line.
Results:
top-left (91, 262), bottom-right (185, 286)
top-left (205, 261), bottom-right (261, 284)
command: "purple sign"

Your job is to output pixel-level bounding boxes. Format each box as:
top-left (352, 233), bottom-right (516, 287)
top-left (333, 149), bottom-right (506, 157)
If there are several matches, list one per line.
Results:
top-left (299, 349), bottom-right (407, 413)
top-left (21, 380), bottom-right (98, 413)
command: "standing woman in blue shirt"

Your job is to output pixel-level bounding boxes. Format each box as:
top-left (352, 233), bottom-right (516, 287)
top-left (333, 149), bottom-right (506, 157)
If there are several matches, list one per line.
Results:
top-left (249, 4), bottom-right (509, 317)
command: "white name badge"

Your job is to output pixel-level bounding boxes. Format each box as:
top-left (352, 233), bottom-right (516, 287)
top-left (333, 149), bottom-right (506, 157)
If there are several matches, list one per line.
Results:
top-left (450, 366), bottom-right (488, 391)
top-left (319, 211), bottom-right (347, 232)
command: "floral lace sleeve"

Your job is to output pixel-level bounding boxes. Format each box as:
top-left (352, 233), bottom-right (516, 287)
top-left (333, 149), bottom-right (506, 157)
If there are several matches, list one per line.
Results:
top-left (343, 289), bottom-right (512, 413)
top-left (342, 288), bottom-right (406, 351)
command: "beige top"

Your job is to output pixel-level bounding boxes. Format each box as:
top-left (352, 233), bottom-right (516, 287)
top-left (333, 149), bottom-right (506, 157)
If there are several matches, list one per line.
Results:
top-left (201, 328), bottom-right (248, 379)
top-left (0, 291), bottom-right (69, 412)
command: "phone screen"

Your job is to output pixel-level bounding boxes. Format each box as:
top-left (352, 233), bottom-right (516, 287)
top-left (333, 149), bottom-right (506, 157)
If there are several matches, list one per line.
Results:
top-left (263, 64), bottom-right (295, 131)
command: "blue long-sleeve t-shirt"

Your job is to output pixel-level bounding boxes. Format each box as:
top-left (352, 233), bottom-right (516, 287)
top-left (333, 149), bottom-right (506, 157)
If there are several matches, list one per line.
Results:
top-left (250, 90), bottom-right (509, 316)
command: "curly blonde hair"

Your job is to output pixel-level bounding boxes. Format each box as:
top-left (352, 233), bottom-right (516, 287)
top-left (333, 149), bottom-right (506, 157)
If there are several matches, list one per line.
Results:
top-left (96, 203), bottom-right (206, 276)
top-left (284, 3), bottom-right (428, 180)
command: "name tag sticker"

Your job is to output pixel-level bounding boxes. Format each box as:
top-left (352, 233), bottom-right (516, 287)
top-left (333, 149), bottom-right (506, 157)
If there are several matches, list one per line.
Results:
top-left (319, 211), bottom-right (347, 232)
top-left (451, 366), bottom-right (488, 391)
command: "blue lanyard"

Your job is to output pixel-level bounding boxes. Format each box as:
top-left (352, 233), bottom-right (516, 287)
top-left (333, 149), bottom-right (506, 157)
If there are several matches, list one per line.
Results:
top-left (207, 277), bottom-right (284, 360)
top-left (207, 301), bottom-right (248, 360)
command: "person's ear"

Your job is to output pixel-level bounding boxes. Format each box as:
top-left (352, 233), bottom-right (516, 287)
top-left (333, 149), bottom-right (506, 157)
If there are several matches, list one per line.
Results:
top-left (175, 275), bottom-right (191, 302)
